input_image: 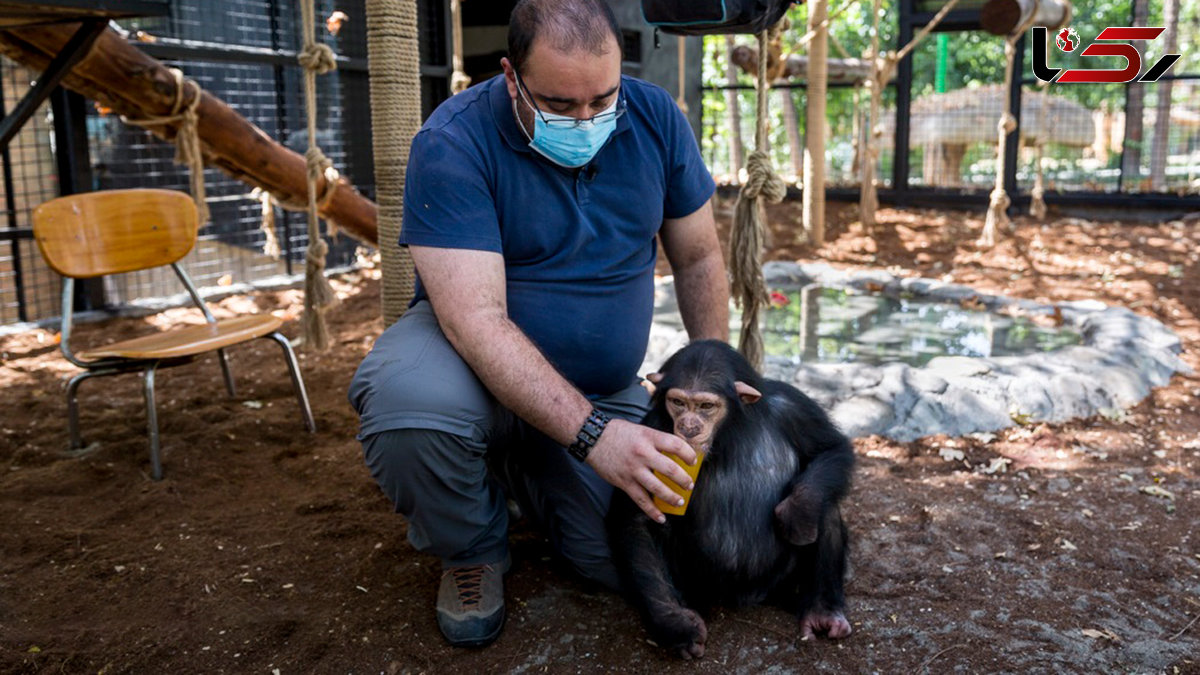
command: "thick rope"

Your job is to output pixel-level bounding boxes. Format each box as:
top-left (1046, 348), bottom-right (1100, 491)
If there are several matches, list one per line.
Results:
top-left (251, 187), bottom-right (281, 259)
top-left (450, 0), bottom-right (471, 93)
top-left (121, 68), bottom-right (209, 225)
top-left (298, 0), bottom-right (340, 350)
top-left (730, 25), bottom-right (787, 373)
top-left (675, 37), bottom-right (688, 114)
top-left (1031, 4), bottom-right (1072, 219)
top-left (979, 11), bottom-right (1039, 248)
top-left (367, 0), bottom-right (421, 326)
top-left (860, 0), bottom-right (962, 230)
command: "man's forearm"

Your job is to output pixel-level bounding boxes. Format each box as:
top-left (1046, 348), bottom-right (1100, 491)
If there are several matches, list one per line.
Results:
top-left (673, 250), bottom-right (730, 342)
top-left (438, 311), bottom-right (592, 447)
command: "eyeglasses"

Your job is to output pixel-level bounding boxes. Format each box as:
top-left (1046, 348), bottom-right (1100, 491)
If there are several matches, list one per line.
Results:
top-left (515, 73), bottom-right (626, 129)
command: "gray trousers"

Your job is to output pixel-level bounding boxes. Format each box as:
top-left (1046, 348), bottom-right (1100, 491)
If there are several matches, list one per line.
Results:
top-left (349, 301), bottom-right (650, 591)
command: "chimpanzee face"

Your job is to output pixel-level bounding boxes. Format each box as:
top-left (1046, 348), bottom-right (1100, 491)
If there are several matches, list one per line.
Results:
top-left (664, 388), bottom-right (728, 451)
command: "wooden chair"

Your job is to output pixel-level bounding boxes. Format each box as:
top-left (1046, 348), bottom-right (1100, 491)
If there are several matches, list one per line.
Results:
top-left (33, 189), bottom-right (316, 479)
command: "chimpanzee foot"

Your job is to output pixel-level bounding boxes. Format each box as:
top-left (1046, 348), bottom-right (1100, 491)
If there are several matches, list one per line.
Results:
top-left (652, 607), bottom-right (707, 659)
top-left (800, 609), bottom-right (851, 640)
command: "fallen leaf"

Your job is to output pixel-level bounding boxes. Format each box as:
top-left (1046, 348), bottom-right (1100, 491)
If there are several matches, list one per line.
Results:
top-left (979, 457), bottom-right (1012, 475)
top-left (1139, 485), bottom-right (1175, 501)
top-left (1081, 628), bottom-right (1120, 642)
top-left (1118, 473), bottom-right (1134, 482)
top-left (939, 447), bottom-right (965, 462)
top-left (242, 400), bottom-right (264, 410)
top-left (1060, 539), bottom-right (1077, 551)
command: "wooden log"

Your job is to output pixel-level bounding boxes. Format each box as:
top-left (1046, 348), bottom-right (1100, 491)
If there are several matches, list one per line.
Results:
top-left (981, 0), bottom-right (1070, 36)
top-left (730, 44), bottom-right (871, 85)
top-left (0, 22), bottom-right (379, 245)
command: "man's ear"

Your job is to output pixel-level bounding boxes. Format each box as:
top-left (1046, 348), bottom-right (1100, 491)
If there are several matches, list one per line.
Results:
top-left (735, 381), bottom-right (762, 404)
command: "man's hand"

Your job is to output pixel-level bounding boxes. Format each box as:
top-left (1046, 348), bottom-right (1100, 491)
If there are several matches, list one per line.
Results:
top-left (587, 419), bottom-right (698, 523)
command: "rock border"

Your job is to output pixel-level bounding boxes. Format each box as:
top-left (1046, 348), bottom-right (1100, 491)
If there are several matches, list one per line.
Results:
top-left (643, 262), bottom-right (1191, 441)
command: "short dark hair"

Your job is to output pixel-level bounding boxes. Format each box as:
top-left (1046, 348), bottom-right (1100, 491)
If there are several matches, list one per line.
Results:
top-left (508, 0), bottom-right (623, 74)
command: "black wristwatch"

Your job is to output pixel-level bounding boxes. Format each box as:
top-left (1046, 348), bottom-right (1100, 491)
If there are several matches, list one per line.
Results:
top-left (567, 408), bottom-right (610, 462)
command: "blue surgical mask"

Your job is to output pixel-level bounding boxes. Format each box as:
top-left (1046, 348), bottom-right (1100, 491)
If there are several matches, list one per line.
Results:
top-left (514, 76), bottom-right (623, 168)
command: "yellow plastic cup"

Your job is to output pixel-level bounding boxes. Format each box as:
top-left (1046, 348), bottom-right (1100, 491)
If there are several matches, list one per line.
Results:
top-left (652, 449), bottom-right (705, 516)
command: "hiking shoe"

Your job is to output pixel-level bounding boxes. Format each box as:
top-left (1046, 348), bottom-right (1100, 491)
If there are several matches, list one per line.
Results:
top-left (436, 557), bottom-right (509, 647)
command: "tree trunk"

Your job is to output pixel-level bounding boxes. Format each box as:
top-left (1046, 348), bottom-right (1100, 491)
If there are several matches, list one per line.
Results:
top-left (1149, 0), bottom-right (1179, 192)
top-left (724, 36), bottom-right (745, 182)
top-left (1120, 0), bottom-right (1150, 190)
top-left (0, 23), bottom-right (379, 245)
top-left (803, 0), bottom-right (828, 245)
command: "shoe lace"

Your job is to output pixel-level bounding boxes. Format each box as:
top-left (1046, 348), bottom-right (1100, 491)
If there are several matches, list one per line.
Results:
top-left (445, 564), bottom-right (493, 609)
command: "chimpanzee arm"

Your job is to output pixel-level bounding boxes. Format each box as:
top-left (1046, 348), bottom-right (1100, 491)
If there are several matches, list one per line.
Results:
top-left (764, 383), bottom-right (855, 547)
top-left (608, 499), bottom-right (709, 659)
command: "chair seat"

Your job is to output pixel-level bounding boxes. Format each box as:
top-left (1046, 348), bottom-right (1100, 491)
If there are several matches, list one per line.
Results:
top-left (78, 314), bottom-right (285, 361)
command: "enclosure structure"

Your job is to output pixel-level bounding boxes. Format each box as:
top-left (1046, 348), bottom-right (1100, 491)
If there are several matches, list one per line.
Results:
top-left (701, 0), bottom-right (1200, 211)
top-left (0, 0), bottom-right (702, 328)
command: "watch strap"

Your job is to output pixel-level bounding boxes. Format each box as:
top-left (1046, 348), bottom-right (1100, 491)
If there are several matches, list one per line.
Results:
top-left (567, 408), bottom-right (610, 462)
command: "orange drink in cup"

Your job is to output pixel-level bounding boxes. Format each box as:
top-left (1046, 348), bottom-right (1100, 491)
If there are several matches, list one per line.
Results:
top-left (652, 448), bottom-right (706, 516)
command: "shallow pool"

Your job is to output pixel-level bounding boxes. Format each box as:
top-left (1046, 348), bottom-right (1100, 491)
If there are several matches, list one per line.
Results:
top-left (761, 286), bottom-right (1081, 367)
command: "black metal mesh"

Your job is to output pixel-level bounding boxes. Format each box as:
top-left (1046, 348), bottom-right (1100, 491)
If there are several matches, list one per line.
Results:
top-left (0, 60), bottom-right (63, 325)
top-left (88, 0), bottom-right (367, 307)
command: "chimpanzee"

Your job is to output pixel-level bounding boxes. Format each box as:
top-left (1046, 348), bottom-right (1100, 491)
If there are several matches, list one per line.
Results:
top-left (608, 340), bottom-right (854, 658)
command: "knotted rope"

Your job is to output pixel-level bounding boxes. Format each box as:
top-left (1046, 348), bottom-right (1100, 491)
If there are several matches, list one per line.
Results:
top-left (980, 11), bottom-right (1040, 248)
top-left (298, 0), bottom-right (341, 350)
top-left (730, 23), bottom-right (788, 373)
top-left (121, 68), bottom-right (209, 225)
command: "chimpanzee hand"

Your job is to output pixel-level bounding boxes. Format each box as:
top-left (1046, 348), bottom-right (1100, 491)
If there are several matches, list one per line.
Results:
top-left (774, 484), bottom-right (822, 546)
top-left (587, 418), bottom-right (697, 523)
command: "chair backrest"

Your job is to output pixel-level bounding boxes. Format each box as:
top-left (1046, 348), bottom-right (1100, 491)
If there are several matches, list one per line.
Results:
top-left (33, 189), bottom-right (199, 279)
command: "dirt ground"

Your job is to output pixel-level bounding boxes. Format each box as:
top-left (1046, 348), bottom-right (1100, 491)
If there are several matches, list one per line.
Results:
top-left (2, 197), bottom-right (1199, 674)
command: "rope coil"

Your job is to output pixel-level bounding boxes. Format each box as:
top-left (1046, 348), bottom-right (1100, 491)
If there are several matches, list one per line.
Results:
top-left (121, 68), bottom-right (209, 225)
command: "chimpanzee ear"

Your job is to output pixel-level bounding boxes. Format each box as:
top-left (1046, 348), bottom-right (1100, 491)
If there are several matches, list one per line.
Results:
top-left (735, 381), bottom-right (762, 404)
top-left (646, 372), bottom-right (664, 384)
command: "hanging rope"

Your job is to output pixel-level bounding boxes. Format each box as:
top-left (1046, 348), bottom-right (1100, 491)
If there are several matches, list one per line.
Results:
top-left (450, 0), bottom-right (471, 93)
top-left (251, 187), bottom-right (281, 259)
top-left (730, 23), bottom-right (788, 373)
top-left (675, 36), bottom-right (689, 113)
top-left (860, 0), bottom-right (962, 230)
top-left (121, 68), bottom-right (209, 225)
top-left (367, 0), bottom-right (421, 326)
top-left (979, 10), bottom-right (1040, 248)
top-left (1030, 5), bottom-right (1072, 220)
top-left (297, 0), bottom-right (341, 350)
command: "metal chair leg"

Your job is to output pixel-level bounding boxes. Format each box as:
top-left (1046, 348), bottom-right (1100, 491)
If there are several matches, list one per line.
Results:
top-left (65, 370), bottom-right (91, 450)
top-left (64, 368), bottom-right (117, 453)
top-left (142, 364), bottom-right (164, 480)
top-left (217, 348), bottom-right (237, 397)
top-left (264, 332), bottom-right (316, 433)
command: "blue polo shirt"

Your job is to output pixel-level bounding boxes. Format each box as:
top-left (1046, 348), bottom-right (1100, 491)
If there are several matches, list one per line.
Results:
top-left (400, 74), bottom-right (714, 396)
